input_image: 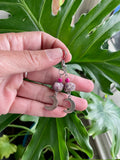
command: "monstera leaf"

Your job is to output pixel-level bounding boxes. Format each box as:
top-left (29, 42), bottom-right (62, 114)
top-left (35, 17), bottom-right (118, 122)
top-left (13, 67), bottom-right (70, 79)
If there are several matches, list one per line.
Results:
top-left (80, 92), bottom-right (120, 158)
top-left (0, 0), bottom-right (120, 93)
top-left (22, 114), bottom-right (93, 160)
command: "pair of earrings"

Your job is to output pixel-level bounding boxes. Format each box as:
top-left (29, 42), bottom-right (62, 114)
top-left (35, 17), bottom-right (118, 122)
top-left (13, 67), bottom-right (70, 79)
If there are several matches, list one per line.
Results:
top-left (45, 51), bottom-right (76, 113)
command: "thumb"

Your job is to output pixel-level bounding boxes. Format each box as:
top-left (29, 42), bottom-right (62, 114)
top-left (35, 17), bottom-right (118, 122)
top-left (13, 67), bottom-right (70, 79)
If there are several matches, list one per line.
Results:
top-left (0, 48), bottom-right (64, 77)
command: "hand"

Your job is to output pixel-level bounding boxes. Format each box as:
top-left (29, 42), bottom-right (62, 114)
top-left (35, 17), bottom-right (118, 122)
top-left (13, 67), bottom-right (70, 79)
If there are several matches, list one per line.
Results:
top-left (0, 31), bottom-right (94, 117)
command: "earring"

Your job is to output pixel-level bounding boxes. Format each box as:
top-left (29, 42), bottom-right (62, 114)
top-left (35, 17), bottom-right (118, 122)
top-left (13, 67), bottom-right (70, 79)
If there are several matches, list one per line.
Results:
top-left (44, 77), bottom-right (64, 110)
top-left (44, 61), bottom-right (64, 111)
top-left (61, 58), bottom-right (76, 113)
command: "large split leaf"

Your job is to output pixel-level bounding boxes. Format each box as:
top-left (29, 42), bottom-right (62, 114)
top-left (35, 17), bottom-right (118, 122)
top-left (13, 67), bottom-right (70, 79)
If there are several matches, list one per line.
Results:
top-left (0, 0), bottom-right (120, 93)
top-left (22, 114), bottom-right (93, 160)
top-left (80, 92), bottom-right (120, 158)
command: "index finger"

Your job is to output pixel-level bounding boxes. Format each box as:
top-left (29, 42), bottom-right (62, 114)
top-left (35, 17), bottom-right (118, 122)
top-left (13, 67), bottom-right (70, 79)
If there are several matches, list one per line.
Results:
top-left (5, 31), bottom-right (72, 62)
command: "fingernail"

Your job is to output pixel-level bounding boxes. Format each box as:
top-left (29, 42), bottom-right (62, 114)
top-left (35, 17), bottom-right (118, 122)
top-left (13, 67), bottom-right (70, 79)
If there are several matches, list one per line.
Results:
top-left (46, 48), bottom-right (63, 61)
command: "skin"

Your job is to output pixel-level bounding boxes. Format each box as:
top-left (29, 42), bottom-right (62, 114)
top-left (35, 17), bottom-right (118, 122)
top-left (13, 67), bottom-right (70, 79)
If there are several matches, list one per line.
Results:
top-left (0, 31), bottom-right (94, 117)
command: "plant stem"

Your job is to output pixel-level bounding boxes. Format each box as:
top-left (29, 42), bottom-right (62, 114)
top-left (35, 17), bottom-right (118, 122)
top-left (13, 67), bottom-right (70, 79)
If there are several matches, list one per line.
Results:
top-left (19, 0), bottom-right (43, 31)
top-left (69, 148), bottom-right (82, 159)
top-left (9, 130), bottom-right (26, 143)
top-left (8, 124), bottom-right (33, 133)
top-left (8, 132), bottom-right (32, 138)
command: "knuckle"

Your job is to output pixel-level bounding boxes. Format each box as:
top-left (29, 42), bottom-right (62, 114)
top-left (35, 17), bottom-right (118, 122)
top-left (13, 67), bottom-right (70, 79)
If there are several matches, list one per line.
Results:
top-left (5, 33), bottom-right (23, 50)
top-left (23, 50), bottom-right (41, 70)
top-left (0, 55), bottom-right (7, 77)
top-left (25, 100), bottom-right (33, 115)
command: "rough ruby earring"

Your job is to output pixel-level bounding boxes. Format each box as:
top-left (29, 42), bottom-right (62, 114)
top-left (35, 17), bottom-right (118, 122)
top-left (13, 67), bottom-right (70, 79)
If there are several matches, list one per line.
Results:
top-left (64, 78), bottom-right (76, 113)
top-left (53, 78), bottom-right (64, 92)
top-left (61, 53), bottom-right (76, 113)
top-left (64, 78), bottom-right (76, 93)
top-left (45, 77), bottom-right (64, 110)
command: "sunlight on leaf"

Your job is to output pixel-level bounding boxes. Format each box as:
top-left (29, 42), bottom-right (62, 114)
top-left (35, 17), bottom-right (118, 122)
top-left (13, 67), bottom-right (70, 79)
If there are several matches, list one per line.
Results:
top-left (0, 135), bottom-right (17, 159)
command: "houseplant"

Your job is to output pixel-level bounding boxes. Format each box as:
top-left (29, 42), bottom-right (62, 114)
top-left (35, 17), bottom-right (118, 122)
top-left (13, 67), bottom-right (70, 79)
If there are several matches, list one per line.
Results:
top-left (0, 0), bottom-right (120, 159)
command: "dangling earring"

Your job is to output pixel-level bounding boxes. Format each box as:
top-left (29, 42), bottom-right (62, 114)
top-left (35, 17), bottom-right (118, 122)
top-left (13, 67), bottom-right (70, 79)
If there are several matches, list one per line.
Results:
top-left (44, 77), bottom-right (64, 110)
top-left (60, 55), bottom-right (76, 113)
top-left (44, 62), bottom-right (64, 110)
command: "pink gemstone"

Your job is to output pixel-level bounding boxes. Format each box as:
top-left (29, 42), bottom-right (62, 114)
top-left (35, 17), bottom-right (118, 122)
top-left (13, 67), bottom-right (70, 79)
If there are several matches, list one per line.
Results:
top-left (65, 78), bottom-right (70, 83)
top-left (58, 78), bottom-right (62, 83)
top-left (64, 82), bottom-right (76, 92)
top-left (53, 82), bottom-right (64, 92)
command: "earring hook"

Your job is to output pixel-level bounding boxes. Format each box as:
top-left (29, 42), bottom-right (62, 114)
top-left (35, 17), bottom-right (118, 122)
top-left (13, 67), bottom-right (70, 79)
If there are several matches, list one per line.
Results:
top-left (62, 49), bottom-right (67, 60)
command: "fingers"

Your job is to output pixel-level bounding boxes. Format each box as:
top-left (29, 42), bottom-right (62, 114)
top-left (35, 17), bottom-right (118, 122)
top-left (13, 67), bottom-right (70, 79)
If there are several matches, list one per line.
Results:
top-left (0, 48), bottom-right (64, 77)
top-left (17, 81), bottom-right (88, 111)
top-left (27, 67), bottom-right (94, 92)
top-left (9, 80), bottom-right (88, 117)
top-left (9, 97), bottom-right (67, 117)
top-left (1, 32), bottom-right (71, 62)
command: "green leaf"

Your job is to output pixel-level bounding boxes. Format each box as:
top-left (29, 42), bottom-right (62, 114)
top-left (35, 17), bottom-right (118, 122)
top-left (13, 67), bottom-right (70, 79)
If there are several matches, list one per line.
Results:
top-left (59, 0), bottom-right (120, 45)
top-left (22, 114), bottom-right (93, 160)
top-left (66, 64), bottom-right (82, 76)
top-left (20, 114), bottom-right (39, 123)
top-left (78, 12), bottom-right (120, 93)
top-left (0, 0), bottom-right (120, 94)
top-left (0, 135), bottom-right (17, 159)
top-left (15, 145), bottom-right (25, 160)
top-left (40, 0), bottom-right (82, 37)
top-left (0, 1), bottom-right (40, 32)
top-left (20, 115), bottom-right (39, 132)
top-left (22, 117), bottom-right (68, 160)
top-left (63, 113), bottom-right (92, 157)
top-left (80, 92), bottom-right (120, 158)
top-left (0, 114), bottom-right (20, 132)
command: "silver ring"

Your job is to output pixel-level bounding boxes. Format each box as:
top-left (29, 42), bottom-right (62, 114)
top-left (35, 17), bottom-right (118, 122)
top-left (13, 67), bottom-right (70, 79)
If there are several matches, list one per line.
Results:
top-left (24, 72), bottom-right (28, 78)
